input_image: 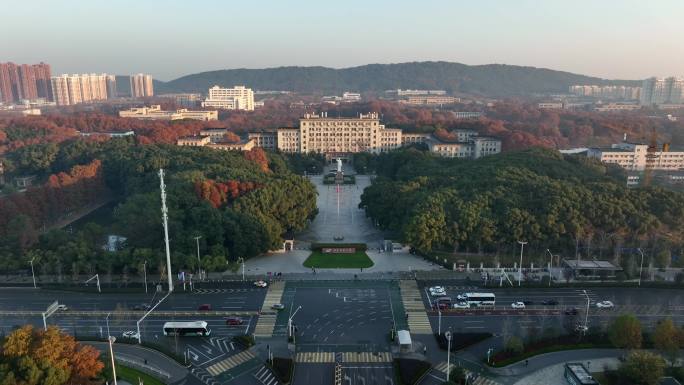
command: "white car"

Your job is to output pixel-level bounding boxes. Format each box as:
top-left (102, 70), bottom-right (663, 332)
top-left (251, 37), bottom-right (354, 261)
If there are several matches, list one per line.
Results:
top-left (122, 330), bottom-right (140, 339)
top-left (56, 304), bottom-right (68, 311)
top-left (429, 286), bottom-right (447, 297)
top-left (453, 302), bottom-right (469, 309)
top-left (456, 294), bottom-right (468, 301)
top-left (253, 280), bottom-right (268, 288)
top-left (511, 302), bottom-right (526, 309)
top-left (596, 301), bottom-right (614, 309)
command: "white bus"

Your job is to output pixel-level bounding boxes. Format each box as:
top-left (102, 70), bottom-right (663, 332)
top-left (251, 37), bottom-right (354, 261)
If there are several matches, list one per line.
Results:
top-left (162, 321), bottom-right (211, 337)
top-left (464, 293), bottom-right (496, 307)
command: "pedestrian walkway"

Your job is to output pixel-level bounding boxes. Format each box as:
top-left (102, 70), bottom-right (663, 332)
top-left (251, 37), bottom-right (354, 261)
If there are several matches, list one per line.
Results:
top-left (434, 362), bottom-right (500, 385)
top-left (206, 350), bottom-right (256, 376)
top-left (399, 280), bottom-right (432, 334)
top-left (296, 352), bottom-right (335, 363)
top-left (254, 281), bottom-right (285, 337)
top-left (253, 365), bottom-right (281, 385)
top-left (341, 351), bottom-right (392, 363)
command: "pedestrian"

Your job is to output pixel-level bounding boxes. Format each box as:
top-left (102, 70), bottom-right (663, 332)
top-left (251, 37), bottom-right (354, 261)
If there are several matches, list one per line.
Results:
top-left (144, 359), bottom-right (148, 365)
top-left (423, 346), bottom-right (427, 354)
top-left (525, 359), bottom-right (529, 366)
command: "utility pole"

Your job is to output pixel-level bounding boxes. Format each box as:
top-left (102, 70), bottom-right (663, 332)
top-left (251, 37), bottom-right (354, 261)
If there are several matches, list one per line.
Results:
top-left (517, 241), bottom-right (527, 286)
top-left (445, 331), bottom-right (452, 382)
top-left (194, 235), bottom-right (202, 280)
top-left (637, 248), bottom-right (645, 286)
top-left (582, 290), bottom-right (590, 334)
top-left (108, 336), bottom-right (118, 385)
top-left (159, 169), bottom-right (173, 292)
top-left (546, 249), bottom-right (554, 287)
top-left (143, 260), bottom-right (148, 294)
top-left (29, 257), bottom-right (37, 288)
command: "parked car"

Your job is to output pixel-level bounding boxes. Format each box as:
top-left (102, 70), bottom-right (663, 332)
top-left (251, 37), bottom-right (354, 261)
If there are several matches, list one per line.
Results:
top-left (596, 301), bottom-right (615, 309)
top-left (254, 280), bottom-right (268, 288)
top-left (542, 299), bottom-right (559, 306)
top-left (456, 294), bottom-right (468, 301)
top-left (56, 304), bottom-right (68, 311)
top-left (511, 302), bottom-right (526, 309)
top-left (428, 286), bottom-right (447, 297)
top-left (225, 317), bottom-right (244, 326)
top-left (272, 303), bottom-right (285, 310)
top-left (564, 307), bottom-right (579, 315)
top-left (198, 304), bottom-right (212, 311)
top-left (122, 330), bottom-right (140, 339)
top-left (453, 302), bottom-right (469, 309)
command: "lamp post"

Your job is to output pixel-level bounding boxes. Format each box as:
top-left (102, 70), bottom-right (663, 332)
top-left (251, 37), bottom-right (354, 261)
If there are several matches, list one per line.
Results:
top-left (445, 330), bottom-right (452, 382)
top-left (106, 312), bottom-right (111, 337)
top-left (288, 306), bottom-right (302, 343)
top-left (637, 248), bottom-right (645, 286)
top-left (194, 235), bottom-right (202, 280)
top-left (238, 257), bottom-right (245, 281)
top-left (142, 260), bottom-right (148, 294)
top-left (438, 308), bottom-right (442, 335)
top-left (29, 257), bottom-right (37, 288)
top-left (517, 241), bottom-right (527, 286)
top-left (108, 336), bottom-right (118, 385)
top-left (487, 347), bottom-right (494, 364)
top-left (582, 290), bottom-right (590, 335)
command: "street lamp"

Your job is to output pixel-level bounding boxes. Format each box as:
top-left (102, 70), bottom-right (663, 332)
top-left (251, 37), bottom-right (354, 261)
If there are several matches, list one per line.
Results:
top-left (194, 235), bottom-right (202, 280)
top-left (487, 347), bottom-right (494, 364)
top-left (438, 308), bottom-right (442, 335)
top-left (582, 290), bottom-right (590, 335)
top-left (105, 312), bottom-right (111, 338)
top-left (517, 241), bottom-right (527, 287)
top-left (29, 257), bottom-right (37, 288)
top-left (445, 330), bottom-right (452, 382)
top-left (238, 257), bottom-right (245, 281)
top-left (142, 260), bottom-right (148, 294)
top-left (545, 249), bottom-right (556, 287)
top-left (288, 306), bottom-right (302, 343)
top-left (108, 335), bottom-right (118, 385)
top-left (637, 248), bottom-right (645, 286)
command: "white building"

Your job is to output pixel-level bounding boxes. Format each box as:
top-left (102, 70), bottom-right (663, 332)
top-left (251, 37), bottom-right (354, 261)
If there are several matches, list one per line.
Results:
top-left (50, 73), bottom-right (115, 106)
top-left (130, 73), bottom-right (154, 98)
top-left (641, 77), bottom-right (684, 106)
top-left (119, 105), bottom-right (218, 121)
top-left (587, 139), bottom-right (684, 171)
top-left (202, 85), bottom-right (254, 111)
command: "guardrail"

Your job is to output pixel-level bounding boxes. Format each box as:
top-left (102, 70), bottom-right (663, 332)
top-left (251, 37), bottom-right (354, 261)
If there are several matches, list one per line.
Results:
top-left (0, 310), bottom-right (259, 316)
top-left (115, 354), bottom-right (171, 380)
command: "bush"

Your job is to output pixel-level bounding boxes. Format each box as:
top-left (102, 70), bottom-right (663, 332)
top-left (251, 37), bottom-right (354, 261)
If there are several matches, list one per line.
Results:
top-left (505, 336), bottom-right (524, 355)
top-left (232, 334), bottom-right (255, 348)
top-left (435, 332), bottom-right (493, 351)
top-left (395, 358), bottom-right (431, 385)
top-left (270, 357), bottom-right (294, 384)
top-left (449, 366), bottom-right (467, 384)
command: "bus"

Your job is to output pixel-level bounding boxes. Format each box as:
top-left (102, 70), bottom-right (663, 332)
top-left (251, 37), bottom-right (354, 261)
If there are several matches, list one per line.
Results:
top-left (162, 321), bottom-right (211, 337)
top-left (463, 293), bottom-right (496, 307)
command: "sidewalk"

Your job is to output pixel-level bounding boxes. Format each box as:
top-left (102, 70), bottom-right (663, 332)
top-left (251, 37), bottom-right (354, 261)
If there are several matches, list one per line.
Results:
top-left (487, 348), bottom-right (623, 377)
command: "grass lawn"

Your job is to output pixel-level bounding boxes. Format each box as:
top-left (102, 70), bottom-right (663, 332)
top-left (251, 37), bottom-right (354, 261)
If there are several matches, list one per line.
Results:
top-left (116, 364), bottom-right (166, 385)
top-left (303, 251), bottom-right (374, 268)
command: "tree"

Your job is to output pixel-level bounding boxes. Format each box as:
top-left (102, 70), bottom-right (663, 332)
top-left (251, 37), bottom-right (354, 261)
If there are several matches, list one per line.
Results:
top-left (504, 336), bottom-right (524, 355)
top-left (0, 325), bottom-right (104, 385)
top-left (608, 314), bottom-right (642, 350)
top-left (619, 350), bottom-right (665, 385)
top-left (652, 318), bottom-right (679, 364)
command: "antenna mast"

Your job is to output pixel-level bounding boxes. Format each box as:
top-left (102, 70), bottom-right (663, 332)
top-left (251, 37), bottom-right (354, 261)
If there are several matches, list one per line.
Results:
top-left (159, 169), bottom-right (173, 292)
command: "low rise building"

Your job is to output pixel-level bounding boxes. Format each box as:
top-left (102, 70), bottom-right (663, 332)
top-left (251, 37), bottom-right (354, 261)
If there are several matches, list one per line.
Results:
top-left (538, 102), bottom-right (564, 109)
top-left (208, 139), bottom-right (256, 152)
top-left (202, 85), bottom-right (254, 111)
top-left (453, 111), bottom-right (482, 119)
top-left (401, 96), bottom-right (459, 105)
top-left (119, 105), bottom-right (218, 121)
top-left (177, 136), bottom-right (211, 147)
top-left (593, 103), bottom-right (641, 112)
top-left (248, 132), bottom-right (277, 150)
top-left (426, 134), bottom-right (501, 159)
top-left (587, 139), bottom-right (684, 171)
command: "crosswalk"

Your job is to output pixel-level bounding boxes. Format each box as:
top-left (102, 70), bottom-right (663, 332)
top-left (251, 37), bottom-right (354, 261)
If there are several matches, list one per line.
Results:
top-left (191, 366), bottom-right (220, 385)
top-left (433, 362), bottom-right (500, 385)
top-left (193, 288), bottom-right (257, 294)
top-left (254, 281), bottom-right (285, 337)
top-left (296, 352), bottom-right (335, 363)
top-left (206, 350), bottom-right (256, 376)
top-left (400, 280), bottom-right (433, 334)
top-left (253, 366), bottom-right (280, 385)
top-left (340, 352), bottom-right (392, 363)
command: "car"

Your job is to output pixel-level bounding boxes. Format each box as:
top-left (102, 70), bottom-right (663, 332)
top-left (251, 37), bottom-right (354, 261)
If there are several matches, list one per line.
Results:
top-left (542, 299), bottom-right (559, 306)
top-left (511, 302), bottom-right (526, 309)
top-left (271, 303), bottom-right (285, 310)
top-left (56, 304), bottom-right (68, 311)
top-left (565, 307), bottom-right (579, 315)
top-left (198, 304), bottom-right (212, 311)
top-left (225, 317), bottom-right (244, 325)
top-left (596, 301), bottom-right (615, 309)
top-left (453, 302), bottom-right (469, 309)
top-left (133, 303), bottom-right (151, 311)
top-left (254, 280), bottom-right (268, 288)
top-left (575, 324), bottom-right (589, 333)
top-left (456, 294), bottom-right (468, 301)
top-left (428, 286), bottom-right (446, 296)
top-left (434, 302), bottom-right (450, 310)
top-left (122, 330), bottom-right (140, 339)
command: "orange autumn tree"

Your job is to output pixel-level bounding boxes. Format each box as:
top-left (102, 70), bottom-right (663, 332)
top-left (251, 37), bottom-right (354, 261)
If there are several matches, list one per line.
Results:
top-left (244, 147), bottom-right (270, 172)
top-left (0, 325), bottom-right (105, 385)
top-left (194, 179), bottom-right (262, 208)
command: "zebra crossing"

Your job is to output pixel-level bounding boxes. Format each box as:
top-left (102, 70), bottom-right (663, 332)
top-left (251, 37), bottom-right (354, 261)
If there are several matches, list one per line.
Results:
top-left (206, 350), bottom-right (256, 376)
top-left (193, 288), bottom-right (257, 294)
top-left (295, 351), bottom-right (335, 363)
top-left (340, 351), bottom-right (392, 363)
top-left (253, 366), bottom-right (280, 385)
top-left (433, 362), bottom-right (500, 385)
top-left (254, 281), bottom-right (285, 338)
top-left (400, 280), bottom-right (433, 334)
top-left (190, 366), bottom-right (220, 385)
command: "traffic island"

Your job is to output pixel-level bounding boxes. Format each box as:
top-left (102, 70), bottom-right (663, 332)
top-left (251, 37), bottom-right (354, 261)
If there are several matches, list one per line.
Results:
top-left (303, 243), bottom-right (373, 269)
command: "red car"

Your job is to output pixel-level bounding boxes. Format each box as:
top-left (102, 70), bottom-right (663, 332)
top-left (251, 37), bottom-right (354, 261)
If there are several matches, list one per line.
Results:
top-left (226, 317), bottom-right (243, 325)
top-left (198, 304), bottom-right (212, 311)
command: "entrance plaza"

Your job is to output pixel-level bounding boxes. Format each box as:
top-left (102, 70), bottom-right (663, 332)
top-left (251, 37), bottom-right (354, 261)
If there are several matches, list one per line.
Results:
top-left (242, 163), bottom-right (441, 274)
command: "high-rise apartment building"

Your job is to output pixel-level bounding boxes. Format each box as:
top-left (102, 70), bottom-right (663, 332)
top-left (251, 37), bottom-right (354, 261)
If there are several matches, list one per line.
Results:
top-left (640, 77), bottom-right (684, 106)
top-left (106, 75), bottom-right (117, 99)
top-left (202, 85), bottom-right (255, 111)
top-left (130, 73), bottom-right (154, 98)
top-left (0, 62), bottom-right (52, 104)
top-left (569, 85), bottom-right (641, 100)
top-left (50, 73), bottom-right (115, 106)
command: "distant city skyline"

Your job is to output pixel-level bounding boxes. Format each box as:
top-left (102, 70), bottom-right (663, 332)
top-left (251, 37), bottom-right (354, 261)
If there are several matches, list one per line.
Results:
top-left (2, 0), bottom-right (683, 81)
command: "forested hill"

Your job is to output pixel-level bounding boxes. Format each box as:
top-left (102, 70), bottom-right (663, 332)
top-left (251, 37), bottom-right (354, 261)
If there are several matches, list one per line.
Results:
top-left (155, 62), bottom-right (639, 97)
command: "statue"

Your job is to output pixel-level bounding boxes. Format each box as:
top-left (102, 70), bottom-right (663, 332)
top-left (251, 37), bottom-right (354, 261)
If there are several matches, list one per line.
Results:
top-left (336, 158), bottom-right (342, 173)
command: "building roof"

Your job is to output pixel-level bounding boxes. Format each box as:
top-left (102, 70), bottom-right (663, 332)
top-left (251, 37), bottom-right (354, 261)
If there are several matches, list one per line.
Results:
top-left (660, 377), bottom-right (682, 385)
top-left (565, 363), bottom-right (599, 385)
top-left (563, 259), bottom-right (622, 271)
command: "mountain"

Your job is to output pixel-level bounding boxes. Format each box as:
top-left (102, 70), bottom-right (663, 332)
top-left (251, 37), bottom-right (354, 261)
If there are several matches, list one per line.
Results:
top-left (155, 61), bottom-right (640, 97)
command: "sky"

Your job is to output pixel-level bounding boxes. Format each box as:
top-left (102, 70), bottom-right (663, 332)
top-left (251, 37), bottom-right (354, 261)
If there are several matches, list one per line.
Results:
top-left (2, 0), bottom-right (683, 81)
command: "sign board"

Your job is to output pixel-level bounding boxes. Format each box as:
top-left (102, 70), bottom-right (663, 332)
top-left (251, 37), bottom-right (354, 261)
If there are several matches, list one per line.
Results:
top-left (322, 248), bottom-right (355, 254)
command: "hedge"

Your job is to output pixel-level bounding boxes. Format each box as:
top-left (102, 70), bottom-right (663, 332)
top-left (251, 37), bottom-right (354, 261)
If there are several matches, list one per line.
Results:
top-left (310, 243), bottom-right (368, 251)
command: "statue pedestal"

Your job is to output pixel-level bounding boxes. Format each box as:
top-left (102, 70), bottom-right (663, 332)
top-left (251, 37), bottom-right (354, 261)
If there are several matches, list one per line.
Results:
top-left (335, 171), bottom-right (344, 184)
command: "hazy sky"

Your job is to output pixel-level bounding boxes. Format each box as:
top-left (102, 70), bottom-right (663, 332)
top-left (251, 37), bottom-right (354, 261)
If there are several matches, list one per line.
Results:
top-left (2, 0), bottom-right (682, 81)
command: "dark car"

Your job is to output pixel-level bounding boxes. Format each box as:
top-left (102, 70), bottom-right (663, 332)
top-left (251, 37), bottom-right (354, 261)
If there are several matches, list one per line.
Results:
top-left (198, 304), bottom-right (212, 311)
top-left (565, 307), bottom-right (579, 315)
top-left (226, 317), bottom-right (243, 326)
top-left (542, 299), bottom-right (559, 306)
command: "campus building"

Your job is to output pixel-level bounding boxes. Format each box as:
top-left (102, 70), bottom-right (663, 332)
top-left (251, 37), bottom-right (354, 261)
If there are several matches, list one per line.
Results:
top-left (118, 105), bottom-right (218, 121)
top-left (201, 85), bottom-right (254, 111)
top-left (587, 138), bottom-right (684, 171)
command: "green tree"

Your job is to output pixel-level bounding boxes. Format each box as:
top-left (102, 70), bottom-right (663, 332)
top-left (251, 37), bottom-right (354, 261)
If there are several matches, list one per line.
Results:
top-left (505, 336), bottom-right (524, 355)
top-left (609, 314), bottom-right (642, 350)
top-left (652, 318), bottom-right (679, 364)
top-left (619, 350), bottom-right (665, 385)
